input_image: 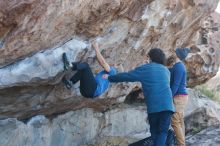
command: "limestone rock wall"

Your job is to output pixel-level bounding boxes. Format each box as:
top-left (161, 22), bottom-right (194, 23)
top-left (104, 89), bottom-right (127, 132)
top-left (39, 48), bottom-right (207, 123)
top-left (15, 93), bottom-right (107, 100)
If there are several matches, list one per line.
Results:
top-left (1, 90), bottom-right (220, 146)
top-left (0, 106), bottom-right (148, 146)
top-left (0, 0), bottom-right (219, 120)
top-left (186, 12), bottom-right (220, 87)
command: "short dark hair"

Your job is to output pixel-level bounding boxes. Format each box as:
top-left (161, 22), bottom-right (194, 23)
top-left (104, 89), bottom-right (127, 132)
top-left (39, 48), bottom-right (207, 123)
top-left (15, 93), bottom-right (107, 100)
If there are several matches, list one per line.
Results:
top-left (148, 48), bottom-right (166, 65)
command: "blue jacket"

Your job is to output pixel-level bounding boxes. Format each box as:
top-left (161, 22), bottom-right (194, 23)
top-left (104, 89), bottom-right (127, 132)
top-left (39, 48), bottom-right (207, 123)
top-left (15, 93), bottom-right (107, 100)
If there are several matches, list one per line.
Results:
top-left (93, 67), bottom-right (117, 97)
top-left (169, 62), bottom-right (188, 96)
top-left (108, 62), bottom-right (175, 113)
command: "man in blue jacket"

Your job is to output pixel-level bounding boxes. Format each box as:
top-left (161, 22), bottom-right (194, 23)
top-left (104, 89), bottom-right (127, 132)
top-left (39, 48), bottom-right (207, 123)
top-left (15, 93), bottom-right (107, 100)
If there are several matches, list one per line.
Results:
top-left (167, 48), bottom-right (190, 146)
top-left (103, 48), bottom-right (175, 146)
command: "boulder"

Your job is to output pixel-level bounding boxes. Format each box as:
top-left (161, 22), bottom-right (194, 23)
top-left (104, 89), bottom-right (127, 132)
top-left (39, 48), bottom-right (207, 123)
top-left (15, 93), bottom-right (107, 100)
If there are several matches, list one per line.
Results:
top-left (207, 71), bottom-right (220, 92)
top-left (186, 124), bottom-right (220, 146)
top-left (185, 88), bottom-right (220, 117)
top-left (185, 107), bottom-right (220, 134)
top-left (0, 105), bottom-right (148, 146)
top-left (0, 0), bottom-right (219, 122)
top-left (1, 88), bottom-right (220, 145)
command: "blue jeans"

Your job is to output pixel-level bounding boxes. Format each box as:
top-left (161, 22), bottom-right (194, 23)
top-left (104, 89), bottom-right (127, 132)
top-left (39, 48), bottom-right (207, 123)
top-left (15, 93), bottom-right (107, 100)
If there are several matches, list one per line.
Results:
top-left (148, 111), bottom-right (173, 146)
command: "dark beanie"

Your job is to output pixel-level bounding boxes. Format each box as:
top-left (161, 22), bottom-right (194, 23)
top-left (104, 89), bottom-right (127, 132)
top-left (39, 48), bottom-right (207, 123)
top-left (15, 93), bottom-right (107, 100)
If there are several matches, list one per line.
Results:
top-left (175, 48), bottom-right (190, 60)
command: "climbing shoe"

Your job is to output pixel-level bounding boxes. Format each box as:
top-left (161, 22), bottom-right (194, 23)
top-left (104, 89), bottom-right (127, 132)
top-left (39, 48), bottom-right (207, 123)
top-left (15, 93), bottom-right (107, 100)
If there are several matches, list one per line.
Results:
top-left (62, 77), bottom-right (72, 89)
top-left (62, 52), bottom-right (70, 71)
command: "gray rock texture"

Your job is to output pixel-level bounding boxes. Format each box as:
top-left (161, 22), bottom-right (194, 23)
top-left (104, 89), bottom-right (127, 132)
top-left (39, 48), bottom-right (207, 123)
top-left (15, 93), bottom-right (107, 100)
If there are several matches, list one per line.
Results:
top-left (0, 0), bottom-right (220, 145)
top-left (186, 124), bottom-right (220, 146)
top-left (1, 89), bottom-right (220, 146)
top-left (0, 0), bottom-right (219, 120)
top-left (0, 106), bottom-right (148, 146)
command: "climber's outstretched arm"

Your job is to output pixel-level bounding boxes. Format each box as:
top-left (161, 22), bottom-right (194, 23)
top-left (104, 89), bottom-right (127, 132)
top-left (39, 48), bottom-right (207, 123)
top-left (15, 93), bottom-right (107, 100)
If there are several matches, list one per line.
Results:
top-left (92, 42), bottom-right (111, 72)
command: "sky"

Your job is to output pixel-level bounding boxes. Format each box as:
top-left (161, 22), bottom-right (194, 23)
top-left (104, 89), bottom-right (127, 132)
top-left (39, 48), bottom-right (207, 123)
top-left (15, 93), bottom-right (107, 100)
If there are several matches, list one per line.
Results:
top-left (216, 1), bottom-right (220, 13)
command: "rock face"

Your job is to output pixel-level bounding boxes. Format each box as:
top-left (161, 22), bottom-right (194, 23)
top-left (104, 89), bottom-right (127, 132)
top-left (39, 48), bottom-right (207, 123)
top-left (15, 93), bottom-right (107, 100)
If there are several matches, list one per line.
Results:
top-left (185, 89), bottom-right (220, 134)
top-left (205, 13), bottom-right (220, 93)
top-left (185, 88), bottom-right (220, 116)
top-left (0, 0), bottom-right (219, 84)
top-left (206, 70), bottom-right (220, 94)
top-left (185, 107), bottom-right (220, 134)
top-left (1, 89), bottom-right (220, 146)
top-left (185, 12), bottom-right (220, 87)
top-left (186, 124), bottom-right (220, 146)
top-left (0, 1), bottom-right (220, 145)
top-left (0, 0), bottom-right (219, 120)
top-left (0, 106), bottom-right (149, 146)
top-left (0, 39), bottom-right (87, 89)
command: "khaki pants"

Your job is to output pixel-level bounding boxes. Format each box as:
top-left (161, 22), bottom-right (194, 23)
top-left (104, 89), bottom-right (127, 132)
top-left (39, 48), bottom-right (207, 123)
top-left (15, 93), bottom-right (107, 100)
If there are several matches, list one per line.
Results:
top-left (171, 95), bottom-right (188, 146)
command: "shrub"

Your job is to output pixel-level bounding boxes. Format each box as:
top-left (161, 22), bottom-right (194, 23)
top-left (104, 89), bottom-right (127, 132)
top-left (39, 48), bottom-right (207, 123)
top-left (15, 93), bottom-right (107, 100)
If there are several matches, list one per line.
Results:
top-left (195, 85), bottom-right (219, 101)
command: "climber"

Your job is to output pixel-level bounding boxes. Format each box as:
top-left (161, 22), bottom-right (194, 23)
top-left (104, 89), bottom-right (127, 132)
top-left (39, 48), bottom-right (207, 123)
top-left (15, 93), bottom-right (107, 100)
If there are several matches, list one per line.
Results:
top-left (62, 41), bottom-right (117, 98)
top-left (167, 48), bottom-right (190, 146)
top-left (103, 48), bottom-right (175, 146)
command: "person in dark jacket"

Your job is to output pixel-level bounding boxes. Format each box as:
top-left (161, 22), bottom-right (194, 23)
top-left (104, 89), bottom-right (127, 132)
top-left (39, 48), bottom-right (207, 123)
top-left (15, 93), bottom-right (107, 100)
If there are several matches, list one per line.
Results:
top-left (167, 48), bottom-right (190, 146)
top-left (103, 48), bottom-right (175, 146)
top-left (62, 42), bottom-right (117, 98)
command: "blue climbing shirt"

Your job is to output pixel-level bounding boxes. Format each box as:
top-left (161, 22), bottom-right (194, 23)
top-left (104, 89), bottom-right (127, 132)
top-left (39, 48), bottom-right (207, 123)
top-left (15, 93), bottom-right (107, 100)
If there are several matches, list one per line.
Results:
top-left (93, 67), bottom-right (117, 97)
top-left (108, 62), bottom-right (175, 114)
top-left (169, 61), bottom-right (188, 97)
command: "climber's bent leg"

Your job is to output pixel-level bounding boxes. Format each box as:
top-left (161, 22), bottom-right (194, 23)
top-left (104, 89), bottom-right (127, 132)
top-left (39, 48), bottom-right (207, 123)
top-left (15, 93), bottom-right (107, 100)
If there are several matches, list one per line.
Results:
top-left (71, 62), bottom-right (97, 98)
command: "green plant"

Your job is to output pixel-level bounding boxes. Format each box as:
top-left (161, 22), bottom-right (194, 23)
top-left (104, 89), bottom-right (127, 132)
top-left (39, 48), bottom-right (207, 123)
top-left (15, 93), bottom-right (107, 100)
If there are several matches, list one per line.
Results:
top-left (191, 127), bottom-right (202, 135)
top-left (195, 85), bottom-right (219, 101)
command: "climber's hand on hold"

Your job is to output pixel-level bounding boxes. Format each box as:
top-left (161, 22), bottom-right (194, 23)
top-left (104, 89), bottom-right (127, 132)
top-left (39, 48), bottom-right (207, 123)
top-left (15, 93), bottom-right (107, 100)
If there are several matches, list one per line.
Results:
top-left (102, 74), bottom-right (109, 79)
